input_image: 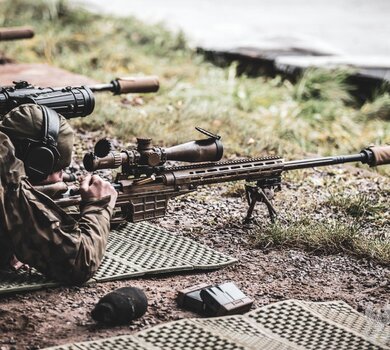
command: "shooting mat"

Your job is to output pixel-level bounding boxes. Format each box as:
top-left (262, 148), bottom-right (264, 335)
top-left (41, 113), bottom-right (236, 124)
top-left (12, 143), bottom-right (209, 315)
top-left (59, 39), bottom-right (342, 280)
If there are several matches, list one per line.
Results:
top-left (44, 300), bottom-right (390, 350)
top-left (0, 222), bottom-right (236, 295)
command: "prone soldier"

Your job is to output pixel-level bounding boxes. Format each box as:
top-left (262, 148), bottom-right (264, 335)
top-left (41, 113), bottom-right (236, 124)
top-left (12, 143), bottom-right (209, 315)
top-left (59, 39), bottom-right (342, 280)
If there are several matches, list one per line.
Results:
top-left (0, 104), bottom-right (117, 284)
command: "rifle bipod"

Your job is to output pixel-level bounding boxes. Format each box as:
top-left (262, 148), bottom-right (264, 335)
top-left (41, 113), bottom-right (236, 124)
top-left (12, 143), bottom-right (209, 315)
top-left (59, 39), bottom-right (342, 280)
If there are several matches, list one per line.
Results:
top-left (243, 178), bottom-right (281, 225)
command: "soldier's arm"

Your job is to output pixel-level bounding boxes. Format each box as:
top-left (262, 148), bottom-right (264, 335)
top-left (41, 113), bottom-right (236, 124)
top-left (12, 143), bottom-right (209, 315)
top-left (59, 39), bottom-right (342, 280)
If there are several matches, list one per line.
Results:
top-left (0, 131), bottom-right (118, 284)
top-left (7, 180), bottom-right (116, 284)
top-left (0, 132), bottom-right (26, 267)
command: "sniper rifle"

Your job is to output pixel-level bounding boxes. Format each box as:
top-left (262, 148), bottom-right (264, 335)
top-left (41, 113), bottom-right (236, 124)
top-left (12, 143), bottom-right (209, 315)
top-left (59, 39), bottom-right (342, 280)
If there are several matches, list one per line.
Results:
top-left (0, 76), bottom-right (159, 118)
top-left (52, 128), bottom-right (390, 225)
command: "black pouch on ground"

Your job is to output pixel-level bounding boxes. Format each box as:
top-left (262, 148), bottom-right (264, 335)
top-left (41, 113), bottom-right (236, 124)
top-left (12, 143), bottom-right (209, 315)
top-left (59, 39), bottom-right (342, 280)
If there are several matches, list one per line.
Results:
top-left (91, 286), bottom-right (148, 325)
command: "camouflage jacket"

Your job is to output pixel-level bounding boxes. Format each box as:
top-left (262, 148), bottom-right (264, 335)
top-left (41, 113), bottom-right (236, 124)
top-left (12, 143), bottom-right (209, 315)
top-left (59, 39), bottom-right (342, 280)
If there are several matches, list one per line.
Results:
top-left (0, 131), bottom-right (113, 284)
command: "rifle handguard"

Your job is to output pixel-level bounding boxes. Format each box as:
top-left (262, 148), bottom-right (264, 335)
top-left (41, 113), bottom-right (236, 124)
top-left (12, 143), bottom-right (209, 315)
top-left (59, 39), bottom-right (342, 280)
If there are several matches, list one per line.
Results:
top-left (0, 26), bottom-right (34, 41)
top-left (367, 145), bottom-right (390, 166)
top-left (114, 76), bottom-right (159, 94)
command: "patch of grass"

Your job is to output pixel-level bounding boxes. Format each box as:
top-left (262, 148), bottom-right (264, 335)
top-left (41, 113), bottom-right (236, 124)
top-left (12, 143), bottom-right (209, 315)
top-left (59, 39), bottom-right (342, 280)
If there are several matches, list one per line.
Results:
top-left (293, 68), bottom-right (359, 128)
top-left (0, 0), bottom-right (188, 73)
top-left (222, 182), bottom-right (246, 197)
top-left (326, 193), bottom-right (389, 222)
top-left (252, 218), bottom-right (390, 265)
top-left (294, 68), bottom-right (354, 104)
top-left (361, 92), bottom-right (390, 121)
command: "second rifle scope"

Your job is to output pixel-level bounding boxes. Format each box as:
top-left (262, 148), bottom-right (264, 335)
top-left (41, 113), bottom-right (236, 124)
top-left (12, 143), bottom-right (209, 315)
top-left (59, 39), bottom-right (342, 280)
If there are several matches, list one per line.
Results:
top-left (0, 84), bottom-right (95, 119)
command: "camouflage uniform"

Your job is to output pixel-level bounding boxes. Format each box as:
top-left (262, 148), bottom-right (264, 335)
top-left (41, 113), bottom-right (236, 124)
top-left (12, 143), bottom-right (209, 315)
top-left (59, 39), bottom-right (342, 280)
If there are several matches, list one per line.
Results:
top-left (0, 106), bottom-right (113, 284)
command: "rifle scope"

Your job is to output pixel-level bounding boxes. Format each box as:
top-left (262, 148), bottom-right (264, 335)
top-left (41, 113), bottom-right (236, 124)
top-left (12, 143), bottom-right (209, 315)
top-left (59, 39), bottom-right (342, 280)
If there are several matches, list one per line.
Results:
top-left (83, 136), bottom-right (224, 172)
top-left (0, 84), bottom-right (95, 119)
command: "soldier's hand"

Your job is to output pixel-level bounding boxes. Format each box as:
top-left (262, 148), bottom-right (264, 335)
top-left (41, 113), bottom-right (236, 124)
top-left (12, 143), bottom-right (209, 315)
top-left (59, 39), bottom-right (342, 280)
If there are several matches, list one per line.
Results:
top-left (9, 255), bottom-right (30, 272)
top-left (80, 174), bottom-right (118, 209)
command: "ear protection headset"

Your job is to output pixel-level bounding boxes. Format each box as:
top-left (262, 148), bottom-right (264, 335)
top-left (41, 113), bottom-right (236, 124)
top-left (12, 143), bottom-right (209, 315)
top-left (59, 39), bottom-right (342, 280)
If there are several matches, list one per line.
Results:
top-left (22, 106), bottom-right (61, 182)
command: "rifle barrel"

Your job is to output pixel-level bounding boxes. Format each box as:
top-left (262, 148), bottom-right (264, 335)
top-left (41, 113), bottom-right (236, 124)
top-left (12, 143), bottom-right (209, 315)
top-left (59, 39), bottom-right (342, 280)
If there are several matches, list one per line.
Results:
top-left (87, 83), bottom-right (114, 92)
top-left (0, 26), bottom-right (34, 41)
top-left (88, 76), bottom-right (159, 94)
top-left (283, 153), bottom-right (367, 171)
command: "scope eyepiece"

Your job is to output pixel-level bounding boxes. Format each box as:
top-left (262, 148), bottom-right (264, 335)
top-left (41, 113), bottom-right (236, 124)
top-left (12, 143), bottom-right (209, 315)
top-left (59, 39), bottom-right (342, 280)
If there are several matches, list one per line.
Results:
top-left (83, 151), bottom-right (123, 172)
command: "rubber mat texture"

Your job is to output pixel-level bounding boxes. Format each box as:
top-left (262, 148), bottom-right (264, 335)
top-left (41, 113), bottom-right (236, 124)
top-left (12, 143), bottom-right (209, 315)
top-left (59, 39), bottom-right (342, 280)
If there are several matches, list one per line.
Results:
top-left (44, 300), bottom-right (390, 350)
top-left (0, 222), bottom-right (236, 295)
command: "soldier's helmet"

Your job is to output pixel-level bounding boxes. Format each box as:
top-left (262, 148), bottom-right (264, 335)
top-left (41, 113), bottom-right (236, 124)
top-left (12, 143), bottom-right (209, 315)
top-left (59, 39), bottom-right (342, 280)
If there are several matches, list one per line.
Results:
top-left (0, 104), bottom-right (74, 179)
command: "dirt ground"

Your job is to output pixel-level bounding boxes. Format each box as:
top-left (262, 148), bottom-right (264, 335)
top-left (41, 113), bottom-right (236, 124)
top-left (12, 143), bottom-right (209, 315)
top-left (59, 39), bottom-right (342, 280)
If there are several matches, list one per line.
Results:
top-left (0, 160), bottom-right (389, 349)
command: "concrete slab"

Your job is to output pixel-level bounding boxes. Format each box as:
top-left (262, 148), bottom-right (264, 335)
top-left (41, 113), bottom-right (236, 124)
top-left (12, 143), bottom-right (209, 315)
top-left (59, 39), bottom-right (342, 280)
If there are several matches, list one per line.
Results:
top-left (0, 63), bottom-right (98, 87)
top-left (275, 56), bottom-right (390, 72)
top-left (274, 55), bottom-right (390, 101)
top-left (199, 45), bottom-right (332, 77)
top-left (275, 55), bottom-right (390, 83)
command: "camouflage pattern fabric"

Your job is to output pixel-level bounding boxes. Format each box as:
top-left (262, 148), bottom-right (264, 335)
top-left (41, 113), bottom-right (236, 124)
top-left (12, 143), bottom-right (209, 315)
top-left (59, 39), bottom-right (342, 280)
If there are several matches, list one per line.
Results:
top-left (0, 131), bottom-right (113, 284)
